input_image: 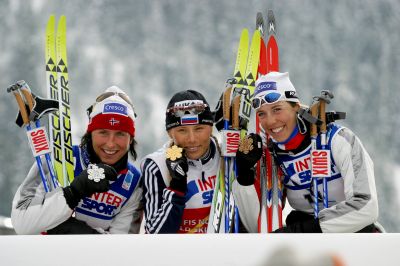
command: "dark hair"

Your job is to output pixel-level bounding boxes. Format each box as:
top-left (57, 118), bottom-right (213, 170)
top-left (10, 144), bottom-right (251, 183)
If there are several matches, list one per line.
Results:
top-left (80, 132), bottom-right (138, 161)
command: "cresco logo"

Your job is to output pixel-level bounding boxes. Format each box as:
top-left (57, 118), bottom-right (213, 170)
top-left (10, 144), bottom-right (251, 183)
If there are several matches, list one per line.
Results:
top-left (103, 102), bottom-right (127, 115)
top-left (255, 81), bottom-right (277, 95)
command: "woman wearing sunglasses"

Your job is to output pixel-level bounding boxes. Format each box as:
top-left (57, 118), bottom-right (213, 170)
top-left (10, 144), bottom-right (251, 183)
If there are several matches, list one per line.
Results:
top-left (141, 90), bottom-right (224, 233)
top-left (233, 71), bottom-right (382, 233)
top-left (11, 86), bottom-right (143, 234)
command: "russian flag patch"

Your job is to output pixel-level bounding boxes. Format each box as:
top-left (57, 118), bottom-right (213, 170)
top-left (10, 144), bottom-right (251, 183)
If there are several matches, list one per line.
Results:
top-left (181, 115), bottom-right (199, 125)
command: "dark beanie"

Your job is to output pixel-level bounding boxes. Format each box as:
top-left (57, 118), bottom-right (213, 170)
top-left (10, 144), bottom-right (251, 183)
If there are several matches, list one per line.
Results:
top-left (165, 90), bottom-right (214, 130)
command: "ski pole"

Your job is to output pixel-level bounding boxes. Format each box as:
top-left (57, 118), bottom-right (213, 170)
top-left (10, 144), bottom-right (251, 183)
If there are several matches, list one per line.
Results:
top-left (270, 141), bottom-right (283, 231)
top-left (318, 90), bottom-right (334, 208)
top-left (310, 102), bottom-right (320, 218)
top-left (19, 82), bottom-right (59, 189)
top-left (231, 94), bottom-right (241, 233)
top-left (275, 162), bottom-right (283, 228)
top-left (7, 83), bottom-right (51, 192)
top-left (211, 160), bottom-right (225, 233)
top-left (265, 137), bottom-right (274, 232)
top-left (222, 84), bottom-right (232, 232)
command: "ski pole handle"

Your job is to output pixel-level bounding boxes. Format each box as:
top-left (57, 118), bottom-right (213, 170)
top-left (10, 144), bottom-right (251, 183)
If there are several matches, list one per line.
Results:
top-left (231, 95), bottom-right (240, 130)
top-left (310, 102), bottom-right (319, 140)
top-left (19, 85), bottom-right (35, 111)
top-left (319, 101), bottom-right (326, 131)
top-left (223, 85), bottom-right (232, 123)
top-left (316, 90), bottom-right (333, 141)
top-left (319, 98), bottom-right (327, 146)
top-left (318, 90), bottom-right (333, 144)
top-left (11, 90), bottom-right (30, 125)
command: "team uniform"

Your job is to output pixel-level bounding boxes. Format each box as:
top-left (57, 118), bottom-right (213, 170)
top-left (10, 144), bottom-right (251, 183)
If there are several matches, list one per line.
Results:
top-left (11, 145), bottom-right (142, 234)
top-left (142, 138), bottom-right (222, 233)
top-left (233, 123), bottom-right (379, 233)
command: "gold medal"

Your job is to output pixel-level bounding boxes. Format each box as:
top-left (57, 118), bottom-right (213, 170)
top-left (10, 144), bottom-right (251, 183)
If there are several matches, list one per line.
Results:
top-left (166, 145), bottom-right (183, 161)
top-left (238, 137), bottom-right (254, 154)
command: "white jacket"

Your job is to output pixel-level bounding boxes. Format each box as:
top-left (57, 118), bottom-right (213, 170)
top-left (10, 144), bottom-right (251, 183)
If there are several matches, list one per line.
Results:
top-left (11, 145), bottom-right (142, 234)
top-left (233, 124), bottom-right (379, 233)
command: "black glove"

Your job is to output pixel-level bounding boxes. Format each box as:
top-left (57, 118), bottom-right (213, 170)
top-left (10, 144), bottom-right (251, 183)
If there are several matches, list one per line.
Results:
top-left (47, 217), bottom-right (100, 234)
top-left (166, 154), bottom-right (189, 194)
top-left (63, 163), bottom-right (117, 209)
top-left (236, 133), bottom-right (263, 186)
top-left (274, 218), bottom-right (322, 233)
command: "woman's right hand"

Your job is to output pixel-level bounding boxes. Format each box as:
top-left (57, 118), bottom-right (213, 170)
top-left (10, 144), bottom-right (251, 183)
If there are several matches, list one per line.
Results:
top-left (165, 145), bottom-right (189, 194)
top-left (235, 133), bottom-right (263, 186)
top-left (62, 163), bottom-right (117, 209)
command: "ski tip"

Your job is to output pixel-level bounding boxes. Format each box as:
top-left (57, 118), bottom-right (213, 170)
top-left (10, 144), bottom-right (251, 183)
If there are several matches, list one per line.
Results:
top-left (256, 12), bottom-right (264, 25)
top-left (267, 9), bottom-right (275, 18)
top-left (57, 15), bottom-right (67, 32)
top-left (46, 15), bottom-right (55, 27)
top-left (239, 28), bottom-right (249, 44)
top-left (58, 15), bottom-right (67, 27)
top-left (256, 12), bottom-right (264, 35)
top-left (267, 10), bottom-right (276, 34)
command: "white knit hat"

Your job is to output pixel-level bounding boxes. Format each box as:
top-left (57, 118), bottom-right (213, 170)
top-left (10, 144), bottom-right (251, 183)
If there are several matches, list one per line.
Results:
top-left (254, 72), bottom-right (299, 107)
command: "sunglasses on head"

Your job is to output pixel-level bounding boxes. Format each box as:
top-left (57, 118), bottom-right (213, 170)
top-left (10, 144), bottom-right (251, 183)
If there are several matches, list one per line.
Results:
top-left (251, 92), bottom-right (283, 109)
top-left (87, 91), bottom-right (137, 118)
top-left (96, 91), bottom-right (134, 108)
top-left (167, 103), bottom-right (208, 117)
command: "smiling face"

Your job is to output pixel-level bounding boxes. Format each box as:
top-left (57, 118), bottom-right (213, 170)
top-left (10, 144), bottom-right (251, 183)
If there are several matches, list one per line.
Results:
top-left (256, 101), bottom-right (300, 143)
top-left (168, 124), bottom-right (212, 160)
top-left (91, 129), bottom-right (132, 165)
